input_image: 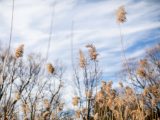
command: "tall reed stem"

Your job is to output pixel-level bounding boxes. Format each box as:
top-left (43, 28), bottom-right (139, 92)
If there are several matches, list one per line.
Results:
top-left (1, 0), bottom-right (15, 83)
top-left (118, 24), bottom-right (132, 79)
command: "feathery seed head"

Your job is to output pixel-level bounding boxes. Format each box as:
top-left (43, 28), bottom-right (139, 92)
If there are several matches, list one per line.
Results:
top-left (72, 96), bottom-right (80, 106)
top-left (125, 86), bottom-right (133, 95)
top-left (116, 6), bottom-right (127, 24)
top-left (43, 111), bottom-right (50, 118)
top-left (143, 88), bottom-right (149, 96)
top-left (79, 50), bottom-right (86, 68)
top-left (57, 103), bottom-right (64, 111)
top-left (96, 90), bottom-right (105, 102)
top-left (139, 59), bottom-right (148, 67)
top-left (46, 63), bottom-right (55, 74)
top-left (82, 108), bottom-right (87, 114)
top-left (105, 81), bottom-right (113, 93)
top-left (94, 113), bottom-right (98, 120)
top-left (22, 103), bottom-right (29, 114)
top-left (85, 90), bottom-right (92, 99)
top-left (43, 99), bottom-right (50, 109)
top-left (119, 82), bottom-right (123, 88)
top-left (75, 110), bottom-right (81, 118)
top-left (136, 68), bottom-right (146, 78)
top-left (151, 98), bottom-right (157, 107)
top-left (23, 117), bottom-right (29, 120)
top-left (14, 91), bottom-right (20, 101)
top-left (15, 44), bottom-right (24, 58)
top-left (145, 109), bottom-right (151, 117)
top-left (86, 44), bottom-right (98, 60)
top-left (107, 98), bottom-right (113, 108)
top-left (101, 80), bottom-right (106, 89)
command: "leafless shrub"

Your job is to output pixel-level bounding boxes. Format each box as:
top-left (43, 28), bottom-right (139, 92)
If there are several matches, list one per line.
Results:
top-left (0, 44), bottom-right (65, 120)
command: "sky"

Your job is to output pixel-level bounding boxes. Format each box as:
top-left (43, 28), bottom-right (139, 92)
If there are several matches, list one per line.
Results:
top-left (0, 0), bottom-right (160, 109)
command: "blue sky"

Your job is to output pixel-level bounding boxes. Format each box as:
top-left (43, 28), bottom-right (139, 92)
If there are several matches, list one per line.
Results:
top-left (0, 0), bottom-right (160, 108)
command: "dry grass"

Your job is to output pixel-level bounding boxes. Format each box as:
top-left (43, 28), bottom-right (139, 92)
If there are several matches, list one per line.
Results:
top-left (0, 5), bottom-right (159, 120)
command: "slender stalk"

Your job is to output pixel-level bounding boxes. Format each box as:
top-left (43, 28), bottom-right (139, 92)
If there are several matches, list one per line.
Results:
top-left (46, 0), bottom-right (56, 61)
top-left (118, 24), bottom-right (132, 79)
top-left (71, 20), bottom-right (74, 72)
top-left (1, 0), bottom-right (15, 83)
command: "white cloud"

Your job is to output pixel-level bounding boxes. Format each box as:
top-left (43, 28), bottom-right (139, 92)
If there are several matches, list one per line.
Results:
top-left (0, 0), bottom-right (160, 107)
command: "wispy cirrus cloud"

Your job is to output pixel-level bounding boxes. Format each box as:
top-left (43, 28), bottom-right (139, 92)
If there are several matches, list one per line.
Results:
top-left (0, 0), bottom-right (160, 107)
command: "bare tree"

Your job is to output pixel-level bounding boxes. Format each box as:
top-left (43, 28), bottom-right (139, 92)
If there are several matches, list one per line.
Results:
top-left (0, 44), bottom-right (65, 120)
top-left (120, 44), bottom-right (160, 119)
top-left (72, 44), bottom-right (102, 120)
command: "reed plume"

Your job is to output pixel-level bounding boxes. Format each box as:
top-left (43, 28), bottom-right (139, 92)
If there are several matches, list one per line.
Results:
top-left (86, 44), bottom-right (98, 60)
top-left (136, 68), bottom-right (146, 78)
top-left (46, 63), bottom-right (55, 74)
top-left (116, 5), bottom-right (132, 82)
top-left (79, 50), bottom-right (86, 68)
top-left (14, 91), bottom-right (20, 101)
top-left (85, 90), bottom-right (92, 99)
top-left (94, 113), bottom-right (98, 120)
top-left (43, 111), bottom-right (50, 118)
top-left (23, 117), bottom-right (29, 120)
top-left (116, 6), bottom-right (127, 24)
top-left (57, 103), bottom-right (64, 111)
top-left (22, 103), bottom-right (29, 114)
top-left (15, 44), bottom-right (24, 58)
top-left (96, 90), bottom-right (105, 102)
top-left (72, 96), bottom-right (80, 106)
top-left (118, 82), bottom-right (123, 88)
top-left (75, 110), bottom-right (81, 118)
top-left (139, 59), bottom-right (148, 67)
top-left (44, 99), bottom-right (50, 109)
top-left (101, 81), bottom-right (106, 89)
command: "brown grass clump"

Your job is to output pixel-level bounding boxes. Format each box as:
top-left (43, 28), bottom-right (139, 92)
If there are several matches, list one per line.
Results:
top-left (116, 6), bottom-right (127, 24)
top-left (46, 63), bottom-right (55, 74)
top-left (15, 44), bottom-right (24, 58)
top-left (93, 76), bottom-right (160, 120)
